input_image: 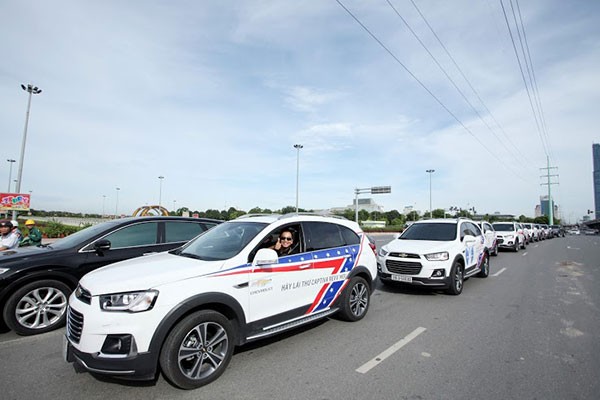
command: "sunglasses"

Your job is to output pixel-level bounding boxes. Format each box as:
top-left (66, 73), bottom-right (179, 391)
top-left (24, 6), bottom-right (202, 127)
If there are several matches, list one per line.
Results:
top-left (280, 236), bottom-right (293, 241)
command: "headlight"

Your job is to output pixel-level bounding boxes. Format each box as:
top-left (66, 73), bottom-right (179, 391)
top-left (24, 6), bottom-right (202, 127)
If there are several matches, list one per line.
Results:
top-left (506, 234), bottom-right (514, 240)
top-left (99, 290), bottom-right (158, 312)
top-left (378, 248), bottom-right (389, 257)
top-left (424, 251), bottom-right (449, 261)
top-left (0, 268), bottom-right (9, 275)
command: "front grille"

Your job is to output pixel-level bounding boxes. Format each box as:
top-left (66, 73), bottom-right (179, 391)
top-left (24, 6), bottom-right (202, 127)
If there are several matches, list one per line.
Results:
top-left (75, 285), bottom-right (92, 305)
top-left (497, 238), bottom-right (504, 244)
top-left (385, 260), bottom-right (422, 275)
top-left (389, 252), bottom-right (420, 259)
top-left (66, 307), bottom-right (84, 344)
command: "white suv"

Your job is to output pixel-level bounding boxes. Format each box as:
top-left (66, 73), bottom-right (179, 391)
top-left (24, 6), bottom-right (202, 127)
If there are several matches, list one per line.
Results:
top-left (492, 221), bottom-right (526, 251)
top-left (377, 218), bottom-right (489, 295)
top-left (63, 214), bottom-right (377, 389)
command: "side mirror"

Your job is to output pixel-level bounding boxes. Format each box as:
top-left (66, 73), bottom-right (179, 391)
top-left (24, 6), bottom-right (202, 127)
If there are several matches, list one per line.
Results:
top-left (94, 239), bottom-right (111, 253)
top-left (252, 248), bottom-right (279, 266)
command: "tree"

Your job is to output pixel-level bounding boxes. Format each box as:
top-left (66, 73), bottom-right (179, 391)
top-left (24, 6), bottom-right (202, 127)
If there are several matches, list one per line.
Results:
top-left (406, 211), bottom-right (420, 221)
top-left (432, 208), bottom-right (446, 218)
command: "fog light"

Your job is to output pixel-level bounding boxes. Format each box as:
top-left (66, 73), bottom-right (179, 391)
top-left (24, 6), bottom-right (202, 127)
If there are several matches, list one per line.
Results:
top-left (377, 263), bottom-right (382, 271)
top-left (101, 334), bottom-right (133, 355)
top-left (431, 269), bottom-right (445, 278)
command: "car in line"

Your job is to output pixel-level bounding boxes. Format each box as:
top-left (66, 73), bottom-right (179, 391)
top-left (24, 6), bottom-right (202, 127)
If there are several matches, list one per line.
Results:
top-left (492, 221), bottom-right (526, 252)
top-left (478, 221), bottom-right (499, 256)
top-left (64, 213), bottom-right (378, 389)
top-left (377, 218), bottom-right (489, 295)
top-left (0, 216), bottom-right (221, 336)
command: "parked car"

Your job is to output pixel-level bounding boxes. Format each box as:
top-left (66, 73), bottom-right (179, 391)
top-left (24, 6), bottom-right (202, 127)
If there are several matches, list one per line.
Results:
top-left (550, 225), bottom-right (565, 237)
top-left (377, 218), bottom-right (489, 295)
top-left (492, 221), bottom-right (526, 252)
top-left (64, 214), bottom-right (378, 389)
top-left (478, 221), bottom-right (498, 256)
top-left (0, 216), bottom-right (221, 335)
top-left (523, 223), bottom-right (539, 242)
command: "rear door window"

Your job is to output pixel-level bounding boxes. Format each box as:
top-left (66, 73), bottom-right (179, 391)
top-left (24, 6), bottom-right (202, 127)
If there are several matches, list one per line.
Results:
top-left (164, 221), bottom-right (207, 243)
top-left (102, 222), bottom-right (159, 249)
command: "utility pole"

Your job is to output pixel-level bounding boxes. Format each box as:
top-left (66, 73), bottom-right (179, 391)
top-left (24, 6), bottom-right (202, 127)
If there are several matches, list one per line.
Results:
top-left (540, 156), bottom-right (559, 225)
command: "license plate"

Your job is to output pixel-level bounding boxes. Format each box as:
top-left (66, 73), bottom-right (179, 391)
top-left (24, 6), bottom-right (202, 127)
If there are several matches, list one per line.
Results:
top-left (391, 274), bottom-right (412, 283)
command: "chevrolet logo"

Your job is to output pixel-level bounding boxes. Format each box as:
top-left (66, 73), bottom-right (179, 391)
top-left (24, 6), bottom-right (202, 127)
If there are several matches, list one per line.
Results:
top-left (397, 253), bottom-right (408, 258)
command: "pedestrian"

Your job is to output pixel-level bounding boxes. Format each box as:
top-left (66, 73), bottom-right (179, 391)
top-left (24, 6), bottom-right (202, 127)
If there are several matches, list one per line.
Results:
top-left (21, 219), bottom-right (43, 247)
top-left (0, 220), bottom-right (19, 251)
top-left (11, 220), bottom-right (23, 244)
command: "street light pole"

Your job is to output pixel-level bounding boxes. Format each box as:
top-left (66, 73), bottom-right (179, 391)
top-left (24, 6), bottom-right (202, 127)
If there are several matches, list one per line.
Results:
top-left (6, 159), bottom-right (16, 191)
top-left (158, 176), bottom-right (164, 209)
top-left (102, 195), bottom-right (106, 217)
top-left (294, 144), bottom-right (303, 213)
top-left (115, 187), bottom-right (120, 218)
top-left (426, 169), bottom-right (435, 219)
top-left (14, 84), bottom-right (42, 219)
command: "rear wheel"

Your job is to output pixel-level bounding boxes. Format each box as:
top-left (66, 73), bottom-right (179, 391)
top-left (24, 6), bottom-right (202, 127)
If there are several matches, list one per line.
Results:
top-left (337, 276), bottom-right (370, 321)
top-left (160, 310), bottom-right (235, 390)
top-left (446, 261), bottom-right (464, 295)
top-left (477, 255), bottom-right (490, 277)
top-left (513, 240), bottom-right (519, 252)
top-left (3, 280), bottom-right (71, 336)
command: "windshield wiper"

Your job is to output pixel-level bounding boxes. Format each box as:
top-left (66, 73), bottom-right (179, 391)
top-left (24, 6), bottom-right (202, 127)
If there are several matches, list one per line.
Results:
top-left (177, 252), bottom-right (204, 260)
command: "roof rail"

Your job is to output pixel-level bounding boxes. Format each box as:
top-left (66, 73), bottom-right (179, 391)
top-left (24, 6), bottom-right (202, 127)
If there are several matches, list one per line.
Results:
top-left (235, 213), bottom-right (281, 219)
top-left (279, 212), bottom-right (348, 220)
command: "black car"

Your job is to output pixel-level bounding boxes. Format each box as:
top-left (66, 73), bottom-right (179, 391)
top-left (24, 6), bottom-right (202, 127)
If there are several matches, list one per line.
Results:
top-left (0, 216), bottom-right (221, 336)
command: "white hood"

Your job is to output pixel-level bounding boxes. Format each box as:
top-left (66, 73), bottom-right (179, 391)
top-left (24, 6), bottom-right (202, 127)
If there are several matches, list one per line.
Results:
top-left (80, 252), bottom-right (226, 294)
top-left (384, 239), bottom-right (452, 254)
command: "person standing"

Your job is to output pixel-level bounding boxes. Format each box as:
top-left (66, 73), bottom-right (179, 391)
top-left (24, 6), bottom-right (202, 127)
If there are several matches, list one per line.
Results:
top-left (0, 220), bottom-right (19, 251)
top-left (22, 219), bottom-right (43, 246)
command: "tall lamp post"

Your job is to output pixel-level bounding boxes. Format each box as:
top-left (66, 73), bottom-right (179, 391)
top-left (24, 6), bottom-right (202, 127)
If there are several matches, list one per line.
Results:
top-left (14, 84), bottom-right (42, 219)
top-left (115, 187), bottom-right (120, 218)
top-left (426, 169), bottom-right (435, 219)
top-left (102, 195), bottom-right (107, 217)
top-left (158, 176), bottom-right (164, 208)
top-left (294, 144), bottom-right (303, 213)
top-left (6, 159), bottom-right (16, 191)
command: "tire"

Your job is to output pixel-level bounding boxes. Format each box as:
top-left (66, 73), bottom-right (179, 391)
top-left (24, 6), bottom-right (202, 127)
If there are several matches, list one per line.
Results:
top-left (337, 276), bottom-right (370, 322)
top-left (446, 261), bottom-right (464, 295)
top-left (160, 310), bottom-right (235, 390)
top-left (477, 254), bottom-right (490, 278)
top-left (491, 243), bottom-right (499, 257)
top-left (3, 280), bottom-right (71, 336)
top-left (520, 239), bottom-right (526, 249)
top-left (513, 240), bottom-right (519, 252)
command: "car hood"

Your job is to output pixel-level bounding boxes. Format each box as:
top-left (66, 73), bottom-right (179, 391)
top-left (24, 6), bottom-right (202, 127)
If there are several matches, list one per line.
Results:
top-left (384, 239), bottom-right (455, 254)
top-left (79, 252), bottom-right (226, 294)
top-left (0, 245), bottom-right (54, 261)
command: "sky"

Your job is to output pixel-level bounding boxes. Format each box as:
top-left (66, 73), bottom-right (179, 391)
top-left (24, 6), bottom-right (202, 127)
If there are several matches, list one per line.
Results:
top-left (1, 0), bottom-right (599, 223)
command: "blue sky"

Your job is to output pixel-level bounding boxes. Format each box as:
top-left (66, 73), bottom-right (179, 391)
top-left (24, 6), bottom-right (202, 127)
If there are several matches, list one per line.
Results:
top-left (1, 0), bottom-right (599, 223)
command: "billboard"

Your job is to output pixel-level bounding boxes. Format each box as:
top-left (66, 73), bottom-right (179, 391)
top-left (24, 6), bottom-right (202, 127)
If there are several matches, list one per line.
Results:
top-left (0, 193), bottom-right (31, 211)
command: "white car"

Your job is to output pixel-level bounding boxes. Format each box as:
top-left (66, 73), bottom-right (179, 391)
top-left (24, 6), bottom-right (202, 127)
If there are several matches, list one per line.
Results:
top-left (377, 218), bottom-right (489, 295)
top-left (523, 223), bottom-right (539, 242)
top-left (64, 214), bottom-right (377, 389)
top-left (478, 221), bottom-right (499, 256)
top-left (492, 222), bottom-right (526, 251)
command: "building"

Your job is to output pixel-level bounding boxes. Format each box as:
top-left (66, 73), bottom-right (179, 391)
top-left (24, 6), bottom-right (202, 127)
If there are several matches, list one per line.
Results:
top-left (536, 195), bottom-right (560, 220)
top-left (593, 143), bottom-right (600, 218)
top-left (329, 197), bottom-right (384, 214)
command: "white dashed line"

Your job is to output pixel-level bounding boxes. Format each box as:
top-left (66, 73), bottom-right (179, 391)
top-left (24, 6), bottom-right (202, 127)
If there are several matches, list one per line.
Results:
top-left (492, 267), bottom-right (506, 277)
top-left (356, 327), bottom-right (426, 374)
top-left (521, 252), bottom-right (528, 256)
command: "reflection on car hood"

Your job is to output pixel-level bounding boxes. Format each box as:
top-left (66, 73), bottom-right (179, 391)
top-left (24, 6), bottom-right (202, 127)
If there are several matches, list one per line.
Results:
top-left (80, 252), bottom-right (225, 294)
top-left (0, 245), bottom-right (51, 259)
top-left (385, 239), bottom-right (456, 254)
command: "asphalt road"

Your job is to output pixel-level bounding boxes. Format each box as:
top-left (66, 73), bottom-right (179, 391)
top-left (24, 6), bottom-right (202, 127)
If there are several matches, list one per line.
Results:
top-left (1, 234), bottom-right (599, 400)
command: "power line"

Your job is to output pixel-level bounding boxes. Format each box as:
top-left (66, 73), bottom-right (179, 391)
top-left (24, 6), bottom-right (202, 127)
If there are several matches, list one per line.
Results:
top-left (334, 0), bottom-right (526, 180)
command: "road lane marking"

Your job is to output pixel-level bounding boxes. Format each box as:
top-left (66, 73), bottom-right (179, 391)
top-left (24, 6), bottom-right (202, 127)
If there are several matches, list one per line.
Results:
top-left (356, 327), bottom-right (426, 374)
top-left (522, 252), bottom-right (528, 256)
top-left (492, 267), bottom-right (506, 277)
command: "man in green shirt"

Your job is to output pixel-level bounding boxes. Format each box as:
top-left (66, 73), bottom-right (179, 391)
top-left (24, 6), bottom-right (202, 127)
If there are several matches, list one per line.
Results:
top-left (22, 219), bottom-right (43, 246)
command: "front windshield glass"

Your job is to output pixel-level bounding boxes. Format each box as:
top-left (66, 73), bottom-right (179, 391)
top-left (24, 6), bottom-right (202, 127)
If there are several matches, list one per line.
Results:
top-left (47, 220), bottom-right (122, 250)
top-left (178, 221), bottom-right (268, 261)
top-left (492, 223), bottom-right (514, 232)
top-left (400, 223), bottom-right (456, 241)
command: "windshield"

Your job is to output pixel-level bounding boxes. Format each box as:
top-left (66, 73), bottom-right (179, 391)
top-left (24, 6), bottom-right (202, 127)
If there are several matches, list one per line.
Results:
top-left (400, 223), bottom-right (457, 241)
top-left (178, 221), bottom-right (268, 261)
top-left (492, 223), bottom-right (514, 232)
top-left (46, 220), bottom-right (123, 250)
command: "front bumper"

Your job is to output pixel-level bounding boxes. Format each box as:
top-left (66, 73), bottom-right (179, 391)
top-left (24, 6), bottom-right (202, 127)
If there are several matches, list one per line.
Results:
top-left (378, 271), bottom-right (451, 288)
top-left (64, 335), bottom-right (158, 380)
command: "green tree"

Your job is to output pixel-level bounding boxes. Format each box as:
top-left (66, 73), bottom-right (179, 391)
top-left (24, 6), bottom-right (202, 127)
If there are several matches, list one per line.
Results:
top-left (406, 211), bottom-right (420, 221)
top-left (432, 208), bottom-right (446, 218)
